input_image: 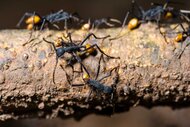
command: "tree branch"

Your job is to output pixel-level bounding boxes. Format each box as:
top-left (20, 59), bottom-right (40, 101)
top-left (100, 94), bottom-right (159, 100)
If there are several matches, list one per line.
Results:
top-left (0, 23), bottom-right (190, 121)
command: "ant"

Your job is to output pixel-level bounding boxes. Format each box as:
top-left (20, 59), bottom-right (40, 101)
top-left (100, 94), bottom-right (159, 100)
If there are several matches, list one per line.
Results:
top-left (170, 23), bottom-right (190, 58)
top-left (129, 0), bottom-right (166, 30)
top-left (172, 23), bottom-right (190, 42)
top-left (128, 0), bottom-right (190, 44)
top-left (128, 0), bottom-right (181, 30)
top-left (17, 10), bottom-right (80, 46)
top-left (81, 17), bottom-right (121, 31)
top-left (72, 54), bottom-right (119, 104)
top-left (17, 10), bottom-right (80, 30)
top-left (43, 33), bottom-right (120, 84)
top-left (92, 17), bottom-right (121, 29)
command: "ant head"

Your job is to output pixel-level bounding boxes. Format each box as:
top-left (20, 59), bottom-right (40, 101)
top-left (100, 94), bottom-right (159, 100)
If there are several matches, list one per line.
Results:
top-left (128, 18), bottom-right (139, 30)
top-left (83, 73), bottom-right (90, 81)
top-left (54, 37), bottom-right (63, 47)
top-left (175, 33), bottom-right (183, 42)
top-left (26, 23), bottom-right (33, 30)
top-left (25, 15), bottom-right (41, 24)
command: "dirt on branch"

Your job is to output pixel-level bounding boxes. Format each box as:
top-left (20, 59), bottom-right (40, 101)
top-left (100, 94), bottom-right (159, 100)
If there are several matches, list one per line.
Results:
top-left (0, 23), bottom-right (190, 121)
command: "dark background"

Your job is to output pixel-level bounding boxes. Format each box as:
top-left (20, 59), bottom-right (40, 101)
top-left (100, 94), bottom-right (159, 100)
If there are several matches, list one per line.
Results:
top-left (1, 0), bottom-right (190, 127)
top-left (0, 0), bottom-right (190, 29)
top-left (1, 106), bottom-right (190, 127)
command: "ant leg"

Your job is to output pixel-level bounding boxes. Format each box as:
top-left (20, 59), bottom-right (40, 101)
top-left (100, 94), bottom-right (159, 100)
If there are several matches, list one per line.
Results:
top-left (91, 21), bottom-right (95, 30)
top-left (79, 33), bottom-right (110, 46)
top-left (109, 11), bottom-right (129, 41)
top-left (93, 19), bottom-right (102, 29)
top-left (98, 67), bottom-right (118, 82)
top-left (172, 24), bottom-right (180, 31)
top-left (64, 19), bottom-right (68, 30)
top-left (180, 12), bottom-right (190, 22)
top-left (121, 12), bottom-right (129, 28)
top-left (16, 12), bottom-right (34, 27)
top-left (156, 14), bottom-right (161, 26)
top-left (172, 23), bottom-right (187, 36)
top-left (110, 67), bottom-right (119, 114)
top-left (72, 52), bottom-right (90, 77)
top-left (22, 29), bottom-right (36, 46)
top-left (67, 32), bottom-right (76, 45)
top-left (171, 23), bottom-right (186, 36)
top-left (40, 19), bottom-right (46, 30)
top-left (179, 23), bottom-right (187, 36)
top-left (98, 72), bottom-right (112, 82)
top-left (85, 44), bottom-right (120, 59)
top-left (43, 38), bottom-right (57, 52)
top-left (131, 0), bottom-right (144, 18)
top-left (52, 56), bottom-right (58, 84)
top-left (95, 54), bottom-right (103, 80)
top-left (172, 22), bottom-right (186, 33)
top-left (85, 89), bottom-right (93, 102)
top-left (109, 18), bottom-right (121, 24)
top-left (57, 9), bottom-right (64, 14)
top-left (43, 38), bottom-right (59, 84)
top-left (131, 0), bottom-right (135, 14)
top-left (71, 84), bottom-right (84, 87)
top-left (60, 64), bottom-right (72, 86)
top-left (103, 17), bottom-right (121, 27)
top-left (158, 22), bottom-right (169, 44)
top-left (104, 22), bottom-right (114, 27)
top-left (177, 37), bottom-right (190, 59)
top-left (22, 12), bottom-right (37, 46)
top-left (52, 23), bottom-right (60, 29)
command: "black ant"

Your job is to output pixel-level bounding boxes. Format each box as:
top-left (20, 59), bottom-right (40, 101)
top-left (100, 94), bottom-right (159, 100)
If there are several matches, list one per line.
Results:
top-left (17, 10), bottom-right (80, 30)
top-left (128, 0), bottom-right (182, 30)
top-left (173, 23), bottom-right (190, 42)
top-left (170, 23), bottom-right (190, 58)
top-left (132, 0), bottom-right (173, 21)
top-left (128, 0), bottom-right (190, 44)
top-left (17, 10), bottom-right (80, 46)
top-left (72, 54), bottom-right (119, 104)
top-left (129, 0), bottom-right (166, 29)
top-left (161, 21), bottom-right (190, 58)
top-left (43, 33), bottom-right (120, 84)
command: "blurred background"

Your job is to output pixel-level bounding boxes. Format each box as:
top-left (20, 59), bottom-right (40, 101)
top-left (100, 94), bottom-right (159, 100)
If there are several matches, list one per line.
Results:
top-left (1, 106), bottom-right (190, 127)
top-left (1, 0), bottom-right (190, 126)
top-left (0, 0), bottom-right (190, 29)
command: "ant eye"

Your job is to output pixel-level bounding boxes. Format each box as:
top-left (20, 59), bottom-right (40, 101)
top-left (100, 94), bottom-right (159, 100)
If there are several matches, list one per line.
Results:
top-left (128, 18), bottom-right (139, 30)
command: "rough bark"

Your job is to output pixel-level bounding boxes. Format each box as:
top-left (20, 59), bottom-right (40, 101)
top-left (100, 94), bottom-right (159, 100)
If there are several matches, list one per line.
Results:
top-left (0, 23), bottom-right (190, 121)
